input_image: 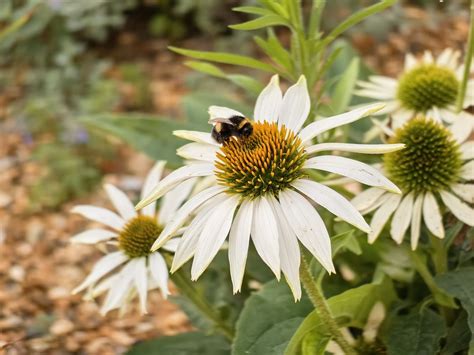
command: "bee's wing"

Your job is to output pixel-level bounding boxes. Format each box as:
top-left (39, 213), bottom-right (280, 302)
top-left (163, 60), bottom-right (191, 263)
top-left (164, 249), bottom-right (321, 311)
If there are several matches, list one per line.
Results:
top-left (208, 117), bottom-right (235, 125)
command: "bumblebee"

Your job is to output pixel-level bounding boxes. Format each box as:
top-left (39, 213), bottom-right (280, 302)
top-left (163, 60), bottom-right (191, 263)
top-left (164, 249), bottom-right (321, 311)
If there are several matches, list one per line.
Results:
top-left (209, 115), bottom-right (253, 144)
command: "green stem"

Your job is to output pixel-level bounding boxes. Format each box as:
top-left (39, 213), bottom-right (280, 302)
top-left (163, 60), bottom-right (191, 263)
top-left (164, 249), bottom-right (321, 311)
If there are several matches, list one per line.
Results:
top-left (300, 256), bottom-right (357, 355)
top-left (430, 234), bottom-right (448, 274)
top-left (456, 0), bottom-right (474, 112)
top-left (169, 264), bottom-right (235, 340)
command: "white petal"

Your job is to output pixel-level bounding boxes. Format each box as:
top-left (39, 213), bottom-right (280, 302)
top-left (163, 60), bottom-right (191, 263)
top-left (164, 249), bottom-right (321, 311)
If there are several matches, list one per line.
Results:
top-left (369, 75), bottom-right (398, 88)
top-left (440, 191), bottom-right (474, 226)
top-left (136, 163), bottom-right (214, 211)
top-left (278, 75), bottom-right (310, 133)
top-left (449, 118), bottom-right (473, 144)
top-left (410, 194), bottom-right (424, 250)
top-left (101, 260), bottom-right (135, 314)
top-left (268, 196), bottom-right (301, 301)
top-left (436, 48), bottom-right (454, 66)
top-left (461, 160), bottom-right (474, 180)
top-left (251, 197), bottom-right (281, 278)
top-left (351, 188), bottom-right (387, 211)
top-left (391, 108), bottom-right (414, 129)
top-left (73, 251), bottom-right (128, 293)
top-left (159, 178), bottom-right (196, 225)
top-left (451, 183), bottom-right (474, 203)
top-left (405, 53), bottom-right (418, 70)
top-left (208, 105), bottom-right (244, 121)
top-left (87, 274), bottom-right (118, 299)
top-left (390, 192), bottom-right (414, 244)
top-left (149, 252), bottom-right (170, 298)
top-left (359, 193), bottom-right (392, 216)
top-left (306, 143), bottom-right (405, 155)
top-left (293, 179), bottom-right (370, 233)
top-left (423, 51), bottom-right (434, 64)
top-left (279, 189), bottom-right (335, 273)
top-left (228, 200), bottom-right (253, 293)
top-left (461, 141), bottom-right (474, 160)
top-left (70, 228), bottom-right (117, 244)
top-left (191, 195), bottom-right (239, 280)
top-left (354, 89), bottom-right (394, 100)
top-left (254, 75), bottom-right (282, 123)
top-left (162, 238), bottom-right (180, 253)
top-left (141, 161), bottom-right (166, 217)
top-left (71, 205), bottom-right (126, 231)
top-left (174, 130), bottom-right (219, 146)
top-left (299, 103), bottom-right (385, 143)
top-left (422, 192), bottom-right (445, 239)
top-left (104, 184), bottom-right (137, 221)
top-left (132, 258), bottom-right (148, 314)
top-left (305, 156), bottom-right (400, 193)
top-left (368, 194), bottom-right (402, 243)
top-left (177, 143), bottom-right (219, 162)
top-left (152, 186), bottom-right (227, 250)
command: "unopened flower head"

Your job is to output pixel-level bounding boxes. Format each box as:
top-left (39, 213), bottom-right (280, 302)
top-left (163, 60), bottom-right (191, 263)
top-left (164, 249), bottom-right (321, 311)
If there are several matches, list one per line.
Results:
top-left (356, 49), bottom-right (474, 142)
top-left (353, 116), bottom-right (474, 249)
top-left (71, 161), bottom-right (195, 315)
top-left (136, 75), bottom-right (402, 300)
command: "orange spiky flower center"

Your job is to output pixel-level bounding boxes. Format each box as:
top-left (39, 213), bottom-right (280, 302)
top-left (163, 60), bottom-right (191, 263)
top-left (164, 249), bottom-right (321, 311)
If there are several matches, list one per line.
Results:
top-left (214, 122), bottom-right (306, 199)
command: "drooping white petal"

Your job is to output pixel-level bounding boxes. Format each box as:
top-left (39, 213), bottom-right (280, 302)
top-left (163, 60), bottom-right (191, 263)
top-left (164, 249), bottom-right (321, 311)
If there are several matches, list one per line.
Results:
top-left (254, 75), bottom-right (282, 123)
top-left (149, 252), bottom-right (170, 298)
top-left (228, 200), bottom-right (253, 293)
top-left (104, 184), bottom-right (137, 221)
top-left (86, 274), bottom-right (119, 299)
top-left (354, 89), bottom-right (394, 100)
top-left (101, 260), bottom-right (135, 314)
top-left (351, 188), bottom-right (387, 211)
top-left (404, 53), bottom-right (418, 70)
top-left (293, 179), bottom-right (370, 233)
top-left (359, 193), bottom-right (392, 216)
top-left (305, 156), bottom-right (400, 193)
top-left (208, 106), bottom-right (244, 121)
top-left (368, 194), bottom-right (402, 243)
top-left (461, 160), bottom-right (474, 180)
top-left (410, 194), bottom-right (424, 250)
top-left (306, 143), bottom-right (405, 155)
top-left (141, 161), bottom-right (166, 217)
top-left (152, 186), bottom-right (227, 250)
top-left (440, 191), bottom-right (474, 226)
top-left (162, 238), bottom-right (180, 253)
top-left (369, 75), bottom-right (398, 89)
top-left (70, 228), bottom-right (117, 244)
top-left (449, 118), bottom-right (473, 144)
top-left (191, 195), bottom-right (239, 280)
top-left (132, 257), bottom-right (148, 314)
top-left (159, 178), bottom-right (196, 225)
top-left (73, 251), bottom-right (128, 294)
top-left (461, 141), bottom-right (474, 160)
top-left (423, 51), bottom-right (434, 64)
top-left (177, 143), bottom-right (219, 162)
top-left (174, 130), bottom-right (219, 146)
top-left (71, 205), bottom-right (126, 231)
top-left (422, 192), bottom-right (445, 239)
top-left (390, 192), bottom-right (414, 244)
top-left (299, 103), bottom-right (385, 143)
top-left (278, 75), bottom-right (310, 133)
top-left (268, 196), bottom-right (301, 301)
top-left (279, 189), bottom-right (335, 273)
top-left (251, 197), bottom-right (281, 278)
top-left (451, 183), bottom-right (474, 204)
top-left (436, 48), bottom-right (454, 67)
top-left (391, 108), bottom-right (414, 129)
top-left (136, 163), bottom-right (214, 211)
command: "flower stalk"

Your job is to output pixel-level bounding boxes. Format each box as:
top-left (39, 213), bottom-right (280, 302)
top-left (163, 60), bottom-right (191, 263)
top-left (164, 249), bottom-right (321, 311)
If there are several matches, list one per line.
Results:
top-left (300, 256), bottom-right (357, 355)
top-left (457, 0), bottom-right (474, 112)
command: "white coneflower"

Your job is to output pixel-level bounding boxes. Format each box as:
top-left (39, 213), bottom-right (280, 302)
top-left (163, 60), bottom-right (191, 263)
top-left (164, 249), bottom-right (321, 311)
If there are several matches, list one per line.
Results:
top-left (356, 48), bottom-right (474, 142)
top-left (136, 75), bottom-right (402, 300)
top-left (71, 161), bottom-right (195, 315)
top-left (352, 116), bottom-right (474, 250)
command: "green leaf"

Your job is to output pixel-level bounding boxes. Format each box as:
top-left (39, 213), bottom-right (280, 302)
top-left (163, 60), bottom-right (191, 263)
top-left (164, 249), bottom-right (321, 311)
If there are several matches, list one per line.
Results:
top-left (229, 15), bottom-right (289, 31)
top-left (169, 46), bottom-right (275, 73)
top-left (385, 309), bottom-right (446, 355)
top-left (232, 6), bottom-right (274, 16)
top-left (127, 332), bottom-right (230, 355)
top-left (254, 30), bottom-right (293, 73)
top-left (328, 57), bottom-right (359, 114)
top-left (331, 230), bottom-right (361, 256)
top-left (79, 113), bottom-right (207, 166)
top-left (286, 277), bottom-right (397, 355)
top-left (232, 281), bottom-right (312, 355)
top-left (436, 267), bottom-right (474, 349)
top-left (442, 311), bottom-right (471, 355)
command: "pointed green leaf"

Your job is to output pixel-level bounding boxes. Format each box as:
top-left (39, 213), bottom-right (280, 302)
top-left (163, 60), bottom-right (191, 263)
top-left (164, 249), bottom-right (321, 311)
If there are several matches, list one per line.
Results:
top-left (232, 6), bottom-right (274, 16)
top-left (229, 15), bottom-right (289, 31)
top-left (328, 57), bottom-right (360, 114)
top-left (169, 46), bottom-right (275, 73)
